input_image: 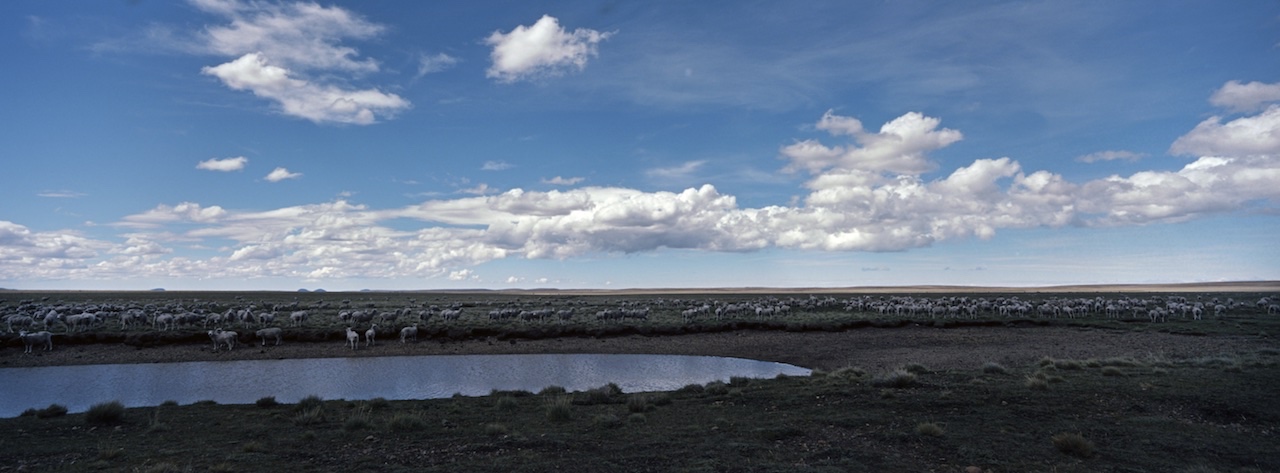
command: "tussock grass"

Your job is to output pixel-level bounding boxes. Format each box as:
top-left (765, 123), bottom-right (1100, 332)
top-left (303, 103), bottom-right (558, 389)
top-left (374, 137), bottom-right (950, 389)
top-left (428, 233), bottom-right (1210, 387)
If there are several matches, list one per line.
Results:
top-left (628, 413), bottom-right (647, 424)
top-left (545, 396), bottom-right (572, 423)
top-left (366, 397), bottom-right (391, 410)
top-left (22, 403), bottom-right (68, 419)
top-left (981, 362), bottom-right (1008, 375)
top-left (484, 422), bottom-right (509, 436)
top-left (1051, 432), bottom-right (1095, 458)
top-left (832, 366), bottom-right (867, 378)
top-left (628, 394), bottom-right (654, 413)
top-left (86, 401), bottom-right (126, 425)
top-left (1025, 376), bottom-right (1049, 390)
top-left (495, 396), bottom-right (519, 411)
top-left (704, 381), bottom-right (730, 395)
top-left (342, 411), bottom-right (373, 431)
top-left (295, 395), bottom-right (324, 412)
top-left (902, 362), bottom-right (929, 375)
top-left (1102, 366), bottom-right (1125, 377)
top-left (293, 407), bottom-right (325, 426)
top-left (255, 396), bottom-right (279, 408)
top-left (538, 385), bottom-right (567, 395)
top-left (1053, 359), bottom-right (1084, 370)
top-left (915, 422), bottom-right (945, 437)
top-left (592, 413), bottom-right (622, 428)
top-left (872, 369), bottom-right (919, 389)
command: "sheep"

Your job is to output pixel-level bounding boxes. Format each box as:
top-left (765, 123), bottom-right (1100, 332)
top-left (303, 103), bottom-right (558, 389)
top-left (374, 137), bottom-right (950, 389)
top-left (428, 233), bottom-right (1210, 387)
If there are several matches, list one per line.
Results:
top-left (153, 313), bottom-right (175, 331)
top-left (18, 330), bottom-right (53, 354)
top-left (365, 324), bottom-right (379, 347)
top-left (65, 313), bottom-right (97, 332)
top-left (257, 311), bottom-right (276, 327)
top-left (255, 327), bottom-right (283, 346)
top-left (6, 315), bottom-right (35, 333)
top-left (208, 328), bottom-right (238, 352)
top-left (399, 324), bottom-right (418, 343)
top-left (289, 310), bottom-right (309, 327)
top-left (345, 327), bottom-right (359, 350)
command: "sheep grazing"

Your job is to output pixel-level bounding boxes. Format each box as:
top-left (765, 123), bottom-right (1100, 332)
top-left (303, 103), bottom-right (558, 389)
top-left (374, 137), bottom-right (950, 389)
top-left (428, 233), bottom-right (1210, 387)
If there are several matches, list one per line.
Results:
top-left (399, 324), bottom-right (418, 343)
top-left (345, 327), bottom-right (359, 350)
top-left (256, 327), bottom-right (283, 346)
top-left (18, 330), bottom-right (53, 354)
top-left (6, 315), bottom-right (35, 333)
top-left (365, 324), bottom-right (379, 347)
top-left (208, 328), bottom-right (238, 352)
top-left (289, 310), bottom-right (309, 327)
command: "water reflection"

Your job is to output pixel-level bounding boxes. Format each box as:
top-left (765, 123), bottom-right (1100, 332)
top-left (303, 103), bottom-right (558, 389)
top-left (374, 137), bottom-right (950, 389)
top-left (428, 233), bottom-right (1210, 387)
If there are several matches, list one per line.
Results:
top-left (0, 354), bottom-right (809, 417)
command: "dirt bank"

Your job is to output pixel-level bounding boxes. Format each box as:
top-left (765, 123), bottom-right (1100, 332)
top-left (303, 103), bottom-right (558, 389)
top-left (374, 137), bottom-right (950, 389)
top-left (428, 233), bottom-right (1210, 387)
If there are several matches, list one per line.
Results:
top-left (3, 324), bottom-right (1268, 372)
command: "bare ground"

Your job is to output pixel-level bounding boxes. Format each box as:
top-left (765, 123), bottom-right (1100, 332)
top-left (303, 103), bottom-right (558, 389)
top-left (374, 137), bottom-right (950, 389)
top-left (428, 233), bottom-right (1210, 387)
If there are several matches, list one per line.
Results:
top-left (3, 324), bottom-right (1268, 372)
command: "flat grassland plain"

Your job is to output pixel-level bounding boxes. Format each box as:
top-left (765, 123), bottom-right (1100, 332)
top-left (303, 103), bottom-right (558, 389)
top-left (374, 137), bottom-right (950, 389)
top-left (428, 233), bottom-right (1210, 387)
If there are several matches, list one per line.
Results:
top-left (1, 282), bottom-right (1278, 472)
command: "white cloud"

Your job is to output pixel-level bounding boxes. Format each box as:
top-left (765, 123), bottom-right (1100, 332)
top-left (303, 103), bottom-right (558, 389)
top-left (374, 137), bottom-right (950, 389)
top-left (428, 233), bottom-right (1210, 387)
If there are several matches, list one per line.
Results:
top-left (193, 0), bottom-right (384, 73)
top-left (485, 15), bottom-right (613, 82)
top-left (645, 161), bottom-right (705, 181)
top-left (481, 160), bottom-right (514, 171)
top-left (542, 176), bottom-right (585, 186)
top-left (203, 53), bottom-right (409, 125)
top-left (459, 183), bottom-right (494, 195)
top-left (1075, 150), bottom-right (1144, 163)
top-left (191, 1), bottom-right (410, 125)
top-left (5, 88), bottom-right (1279, 284)
top-left (37, 190), bottom-right (87, 198)
top-left (417, 52), bottom-right (459, 78)
top-left (1169, 105), bottom-right (1280, 158)
top-left (265, 167), bottom-right (302, 182)
top-left (196, 156), bottom-right (249, 171)
top-left (1209, 80), bottom-right (1280, 113)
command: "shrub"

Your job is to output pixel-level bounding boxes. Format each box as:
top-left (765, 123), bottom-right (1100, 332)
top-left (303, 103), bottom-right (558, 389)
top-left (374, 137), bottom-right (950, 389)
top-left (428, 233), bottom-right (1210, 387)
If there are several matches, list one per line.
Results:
top-left (33, 404), bottom-right (68, 419)
top-left (592, 413), bottom-right (622, 428)
top-left (627, 394), bottom-right (653, 413)
top-left (160, 400), bottom-right (179, 407)
top-left (256, 396), bottom-right (279, 408)
top-left (545, 396), bottom-right (572, 423)
top-left (1052, 432), bottom-right (1095, 458)
top-left (1054, 359), bottom-right (1083, 370)
top-left (192, 400), bottom-right (218, 406)
top-left (495, 396), bottom-right (520, 411)
top-left (872, 369), bottom-right (919, 389)
top-left (728, 376), bottom-right (752, 386)
top-left (704, 381), bottom-right (730, 396)
top-left (538, 385), bottom-right (567, 395)
top-left (293, 407), bottom-right (325, 426)
top-left (295, 395), bottom-right (324, 412)
top-left (677, 383), bottom-right (705, 394)
top-left (981, 362), bottom-right (1008, 375)
top-left (343, 413), bottom-right (373, 431)
top-left (1025, 376), bottom-right (1049, 390)
top-left (832, 366), bottom-right (867, 378)
top-left (916, 422), bottom-right (945, 437)
top-left (19, 408), bottom-right (38, 417)
top-left (366, 397), bottom-right (391, 410)
top-left (86, 401), bottom-right (126, 425)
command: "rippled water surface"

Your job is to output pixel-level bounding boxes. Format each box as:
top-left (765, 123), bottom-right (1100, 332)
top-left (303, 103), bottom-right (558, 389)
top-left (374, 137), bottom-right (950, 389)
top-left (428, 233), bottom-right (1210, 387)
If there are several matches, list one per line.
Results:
top-left (0, 354), bottom-right (809, 417)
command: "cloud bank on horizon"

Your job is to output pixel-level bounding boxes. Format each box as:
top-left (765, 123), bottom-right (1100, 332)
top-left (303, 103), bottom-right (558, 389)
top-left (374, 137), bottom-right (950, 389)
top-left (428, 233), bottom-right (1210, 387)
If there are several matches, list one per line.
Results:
top-left (2, 0), bottom-right (1277, 289)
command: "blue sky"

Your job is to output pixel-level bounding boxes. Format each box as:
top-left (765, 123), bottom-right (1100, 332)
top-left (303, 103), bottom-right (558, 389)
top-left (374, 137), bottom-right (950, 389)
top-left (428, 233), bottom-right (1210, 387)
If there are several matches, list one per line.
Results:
top-left (2, 0), bottom-right (1278, 290)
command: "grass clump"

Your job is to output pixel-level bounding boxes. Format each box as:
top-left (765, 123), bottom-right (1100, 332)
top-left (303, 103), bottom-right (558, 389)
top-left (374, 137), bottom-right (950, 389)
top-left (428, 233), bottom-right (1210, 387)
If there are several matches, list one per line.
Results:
top-left (832, 366), bottom-right (867, 379)
top-left (915, 422), bottom-right (945, 437)
top-left (902, 363), bottom-right (929, 375)
top-left (1052, 432), bottom-right (1095, 458)
top-left (981, 362), bottom-right (1008, 375)
top-left (1101, 366), bottom-right (1125, 377)
top-left (255, 396), bottom-right (279, 408)
top-left (366, 397), bottom-right (391, 410)
top-left (86, 401), bottom-right (126, 425)
top-left (538, 385), bottom-right (567, 395)
top-left (592, 413), bottom-right (622, 428)
top-left (495, 396), bottom-right (520, 411)
top-left (545, 396), bottom-right (572, 423)
top-left (159, 400), bottom-right (179, 407)
top-left (704, 381), bottom-right (731, 396)
top-left (295, 395), bottom-right (324, 412)
top-left (387, 413), bottom-right (426, 432)
top-left (343, 412), bottom-right (373, 431)
top-left (677, 383), bottom-right (705, 394)
top-left (1054, 359), bottom-right (1083, 370)
top-left (627, 394), bottom-right (654, 413)
top-left (484, 423), bottom-right (509, 436)
top-left (1025, 376), bottom-right (1049, 390)
top-left (871, 369), bottom-right (919, 389)
top-left (576, 383), bottom-right (623, 405)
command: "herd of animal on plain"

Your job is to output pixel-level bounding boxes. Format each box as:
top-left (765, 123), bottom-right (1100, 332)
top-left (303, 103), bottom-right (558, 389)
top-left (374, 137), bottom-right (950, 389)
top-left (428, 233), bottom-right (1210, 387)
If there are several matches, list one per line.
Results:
top-left (5, 293), bottom-right (1279, 355)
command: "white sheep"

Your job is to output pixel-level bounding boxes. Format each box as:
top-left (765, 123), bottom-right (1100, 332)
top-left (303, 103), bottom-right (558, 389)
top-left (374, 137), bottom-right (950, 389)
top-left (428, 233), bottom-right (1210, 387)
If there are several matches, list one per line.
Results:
top-left (18, 330), bottom-right (53, 354)
top-left (345, 327), bottom-right (359, 350)
top-left (365, 324), bottom-right (378, 347)
top-left (399, 324), bottom-right (418, 343)
top-left (256, 327), bottom-right (283, 346)
top-left (154, 313), bottom-right (175, 331)
top-left (208, 328), bottom-right (238, 352)
top-left (6, 315), bottom-right (35, 333)
top-left (289, 310), bottom-right (309, 327)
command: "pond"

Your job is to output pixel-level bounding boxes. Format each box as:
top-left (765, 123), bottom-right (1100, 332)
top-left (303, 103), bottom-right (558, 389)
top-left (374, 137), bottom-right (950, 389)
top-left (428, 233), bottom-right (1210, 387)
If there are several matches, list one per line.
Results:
top-left (0, 354), bottom-right (810, 417)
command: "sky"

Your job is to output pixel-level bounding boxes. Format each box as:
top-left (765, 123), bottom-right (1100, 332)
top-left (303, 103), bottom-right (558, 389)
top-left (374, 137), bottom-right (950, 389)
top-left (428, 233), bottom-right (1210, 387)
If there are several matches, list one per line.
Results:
top-left (1, 0), bottom-right (1279, 291)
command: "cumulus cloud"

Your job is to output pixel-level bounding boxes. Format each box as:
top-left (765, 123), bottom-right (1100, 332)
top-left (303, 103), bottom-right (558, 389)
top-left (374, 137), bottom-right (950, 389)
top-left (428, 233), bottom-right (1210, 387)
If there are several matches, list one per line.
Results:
top-left (4, 82), bottom-right (1278, 283)
top-left (485, 15), bottom-right (613, 82)
top-left (1075, 150), bottom-right (1145, 163)
top-left (265, 167), bottom-right (302, 182)
top-left (1209, 80), bottom-right (1280, 113)
top-left (193, 1), bottom-right (409, 125)
top-left (196, 156), bottom-right (249, 171)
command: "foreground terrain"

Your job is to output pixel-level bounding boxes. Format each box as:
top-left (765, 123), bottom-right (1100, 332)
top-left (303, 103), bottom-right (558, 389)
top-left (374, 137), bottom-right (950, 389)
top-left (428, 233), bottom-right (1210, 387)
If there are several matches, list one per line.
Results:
top-left (1, 287), bottom-right (1278, 472)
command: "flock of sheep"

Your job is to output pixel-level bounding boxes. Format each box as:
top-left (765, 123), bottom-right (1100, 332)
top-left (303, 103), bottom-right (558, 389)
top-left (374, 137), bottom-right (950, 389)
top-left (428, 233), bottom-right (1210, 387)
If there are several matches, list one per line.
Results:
top-left (3, 293), bottom-right (1278, 355)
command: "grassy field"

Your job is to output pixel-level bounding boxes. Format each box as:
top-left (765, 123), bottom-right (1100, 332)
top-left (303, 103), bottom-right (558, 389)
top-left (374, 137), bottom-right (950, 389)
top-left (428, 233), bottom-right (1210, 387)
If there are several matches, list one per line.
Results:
top-left (1, 287), bottom-right (1278, 472)
top-left (3, 350), bottom-right (1277, 472)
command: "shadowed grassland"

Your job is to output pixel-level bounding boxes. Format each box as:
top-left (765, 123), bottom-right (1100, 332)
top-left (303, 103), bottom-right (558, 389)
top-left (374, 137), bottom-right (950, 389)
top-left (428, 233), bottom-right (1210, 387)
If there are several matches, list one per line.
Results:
top-left (3, 351), bottom-right (1277, 472)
